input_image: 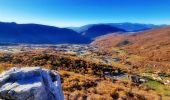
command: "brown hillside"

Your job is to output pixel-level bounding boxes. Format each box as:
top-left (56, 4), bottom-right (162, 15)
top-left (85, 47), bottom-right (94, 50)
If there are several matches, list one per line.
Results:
top-left (92, 26), bottom-right (170, 72)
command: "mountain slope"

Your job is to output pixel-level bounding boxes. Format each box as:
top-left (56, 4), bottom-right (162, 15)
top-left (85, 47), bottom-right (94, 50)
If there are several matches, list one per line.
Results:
top-left (0, 22), bottom-right (91, 44)
top-left (81, 24), bottom-right (125, 39)
top-left (92, 26), bottom-right (170, 63)
top-left (91, 26), bottom-right (170, 73)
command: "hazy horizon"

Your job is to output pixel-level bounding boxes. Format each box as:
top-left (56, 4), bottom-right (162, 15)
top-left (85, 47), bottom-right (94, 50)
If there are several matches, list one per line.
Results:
top-left (0, 21), bottom-right (168, 28)
top-left (0, 0), bottom-right (170, 27)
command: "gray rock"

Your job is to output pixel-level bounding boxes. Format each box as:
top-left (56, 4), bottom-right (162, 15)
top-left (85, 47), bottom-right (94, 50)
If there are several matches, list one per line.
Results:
top-left (0, 67), bottom-right (64, 100)
top-left (129, 75), bottom-right (147, 84)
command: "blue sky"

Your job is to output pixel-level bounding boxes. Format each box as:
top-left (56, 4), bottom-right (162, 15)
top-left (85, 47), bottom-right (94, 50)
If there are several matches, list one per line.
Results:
top-left (0, 0), bottom-right (170, 27)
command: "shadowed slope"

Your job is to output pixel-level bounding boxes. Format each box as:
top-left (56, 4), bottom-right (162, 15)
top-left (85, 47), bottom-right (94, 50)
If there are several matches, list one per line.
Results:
top-left (0, 22), bottom-right (91, 44)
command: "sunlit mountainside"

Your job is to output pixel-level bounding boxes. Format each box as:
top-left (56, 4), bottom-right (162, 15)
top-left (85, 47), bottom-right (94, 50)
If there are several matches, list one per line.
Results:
top-left (92, 26), bottom-right (170, 72)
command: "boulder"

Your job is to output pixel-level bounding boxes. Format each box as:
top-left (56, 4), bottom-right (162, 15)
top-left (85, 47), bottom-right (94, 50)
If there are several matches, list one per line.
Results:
top-left (130, 75), bottom-right (141, 83)
top-left (129, 75), bottom-right (147, 84)
top-left (0, 67), bottom-right (64, 100)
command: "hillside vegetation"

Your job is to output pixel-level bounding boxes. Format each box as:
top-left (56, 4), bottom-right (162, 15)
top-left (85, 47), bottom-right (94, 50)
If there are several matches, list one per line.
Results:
top-left (0, 46), bottom-right (169, 99)
top-left (92, 26), bottom-right (170, 73)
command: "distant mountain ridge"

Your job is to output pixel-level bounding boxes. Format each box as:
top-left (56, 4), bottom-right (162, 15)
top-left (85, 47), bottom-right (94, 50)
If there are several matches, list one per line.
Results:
top-left (0, 22), bottom-right (91, 44)
top-left (0, 22), bottom-right (166, 44)
top-left (81, 24), bottom-right (126, 39)
top-left (69, 23), bottom-right (165, 33)
top-left (69, 24), bottom-right (126, 40)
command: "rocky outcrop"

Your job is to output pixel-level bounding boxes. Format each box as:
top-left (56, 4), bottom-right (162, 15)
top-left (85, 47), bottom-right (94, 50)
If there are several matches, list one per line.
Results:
top-left (0, 67), bottom-right (64, 100)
